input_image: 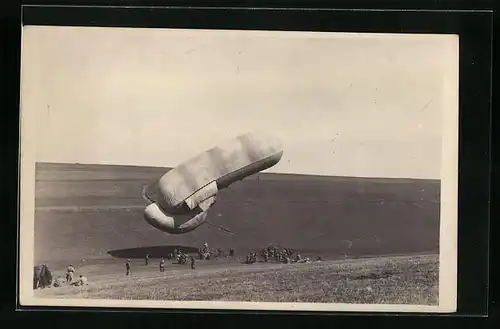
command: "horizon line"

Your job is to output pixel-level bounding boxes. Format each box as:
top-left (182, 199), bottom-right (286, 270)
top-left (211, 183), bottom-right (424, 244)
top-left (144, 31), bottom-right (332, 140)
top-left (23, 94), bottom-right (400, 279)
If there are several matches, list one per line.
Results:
top-left (34, 161), bottom-right (441, 182)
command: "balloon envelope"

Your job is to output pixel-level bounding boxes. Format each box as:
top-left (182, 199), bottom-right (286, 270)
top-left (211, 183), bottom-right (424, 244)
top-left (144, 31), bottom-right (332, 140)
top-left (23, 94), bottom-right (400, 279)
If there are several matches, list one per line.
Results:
top-left (156, 131), bottom-right (283, 214)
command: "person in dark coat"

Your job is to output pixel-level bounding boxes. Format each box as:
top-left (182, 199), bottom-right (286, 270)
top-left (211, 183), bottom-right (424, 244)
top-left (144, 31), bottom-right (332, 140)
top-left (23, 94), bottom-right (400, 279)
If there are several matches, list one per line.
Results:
top-left (33, 264), bottom-right (53, 289)
top-left (125, 259), bottom-right (131, 276)
top-left (159, 257), bottom-right (165, 272)
top-left (33, 265), bottom-right (41, 289)
top-left (190, 256), bottom-right (196, 270)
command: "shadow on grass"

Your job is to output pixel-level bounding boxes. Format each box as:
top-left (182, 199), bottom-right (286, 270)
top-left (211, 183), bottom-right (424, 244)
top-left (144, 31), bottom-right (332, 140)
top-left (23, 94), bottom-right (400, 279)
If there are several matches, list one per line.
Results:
top-left (107, 245), bottom-right (199, 259)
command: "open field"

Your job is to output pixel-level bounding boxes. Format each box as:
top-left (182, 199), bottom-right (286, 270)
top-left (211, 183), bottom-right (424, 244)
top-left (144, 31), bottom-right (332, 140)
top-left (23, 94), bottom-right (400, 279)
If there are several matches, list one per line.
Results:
top-left (32, 162), bottom-right (440, 304)
top-left (34, 254), bottom-right (438, 305)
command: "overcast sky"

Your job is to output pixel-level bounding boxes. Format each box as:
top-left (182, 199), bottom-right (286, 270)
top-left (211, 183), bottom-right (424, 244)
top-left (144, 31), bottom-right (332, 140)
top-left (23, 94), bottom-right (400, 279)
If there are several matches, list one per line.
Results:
top-left (21, 26), bottom-right (457, 179)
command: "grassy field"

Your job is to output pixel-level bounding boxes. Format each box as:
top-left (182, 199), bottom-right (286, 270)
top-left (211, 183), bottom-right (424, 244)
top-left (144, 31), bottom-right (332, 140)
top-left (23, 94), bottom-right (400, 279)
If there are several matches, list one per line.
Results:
top-left (34, 254), bottom-right (438, 305)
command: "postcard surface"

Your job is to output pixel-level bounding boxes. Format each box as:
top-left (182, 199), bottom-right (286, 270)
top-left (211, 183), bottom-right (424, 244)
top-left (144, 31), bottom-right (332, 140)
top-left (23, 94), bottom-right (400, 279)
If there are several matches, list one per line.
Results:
top-left (19, 26), bottom-right (458, 312)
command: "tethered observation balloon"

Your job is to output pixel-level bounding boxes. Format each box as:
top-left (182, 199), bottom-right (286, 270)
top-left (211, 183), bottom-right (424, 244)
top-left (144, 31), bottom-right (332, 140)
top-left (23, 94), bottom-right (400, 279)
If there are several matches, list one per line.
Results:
top-left (144, 131), bottom-right (283, 234)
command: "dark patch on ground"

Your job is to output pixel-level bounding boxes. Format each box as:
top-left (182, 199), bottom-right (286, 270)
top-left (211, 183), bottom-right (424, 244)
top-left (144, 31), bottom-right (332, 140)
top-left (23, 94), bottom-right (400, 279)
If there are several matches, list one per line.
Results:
top-left (351, 269), bottom-right (396, 280)
top-left (107, 245), bottom-right (199, 259)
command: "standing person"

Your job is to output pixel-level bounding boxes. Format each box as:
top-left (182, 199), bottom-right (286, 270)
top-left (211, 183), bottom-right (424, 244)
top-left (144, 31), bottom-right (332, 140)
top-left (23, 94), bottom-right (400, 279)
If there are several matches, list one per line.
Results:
top-left (125, 259), bottom-right (131, 276)
top-left (159, 257), bottom-right (165, 272)
top-left (190, 256), bottom-right (196, 270)
top-left (145, 253), bottom-right (150, 266)
top-left (66, 264), bottom-right (75, 283)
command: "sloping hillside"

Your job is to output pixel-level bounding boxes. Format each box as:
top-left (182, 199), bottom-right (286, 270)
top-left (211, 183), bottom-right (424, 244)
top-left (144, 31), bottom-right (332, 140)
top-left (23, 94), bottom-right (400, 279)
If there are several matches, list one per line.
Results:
top-left (33, 162), bottom-right (440, 268)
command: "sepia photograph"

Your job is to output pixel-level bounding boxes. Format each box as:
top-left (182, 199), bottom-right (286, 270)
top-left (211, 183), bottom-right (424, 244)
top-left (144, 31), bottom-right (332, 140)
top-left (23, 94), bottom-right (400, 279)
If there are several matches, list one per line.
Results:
top-left (19, 26), bottom-right (459, 313)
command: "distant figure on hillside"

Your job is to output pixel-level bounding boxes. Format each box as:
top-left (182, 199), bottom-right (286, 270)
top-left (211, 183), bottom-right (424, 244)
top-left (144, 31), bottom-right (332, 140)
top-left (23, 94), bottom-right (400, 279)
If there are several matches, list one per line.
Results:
top-left (145, 253), bottom-right (150, 266)
top-left (190, 256), bottom-right (196, 270)
top-left (159, 257), bottom-right (165, 272)
top-left (125, 259), bottom-right (131, 276)
top-left (66, 264), bottom-right (75, 283)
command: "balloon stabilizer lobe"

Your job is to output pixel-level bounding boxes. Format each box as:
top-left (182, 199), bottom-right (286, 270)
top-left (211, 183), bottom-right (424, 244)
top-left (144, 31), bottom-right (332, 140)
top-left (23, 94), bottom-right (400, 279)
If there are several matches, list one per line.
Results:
top-left (144, 132), bottom-right (283, 234)
top-left (144, 202), bottom-right (212, 235)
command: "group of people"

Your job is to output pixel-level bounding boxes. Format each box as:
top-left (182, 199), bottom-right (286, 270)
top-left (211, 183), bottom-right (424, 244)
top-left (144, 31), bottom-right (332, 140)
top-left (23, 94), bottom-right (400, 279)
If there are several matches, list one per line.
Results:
top-left (187, 243), bottom-right (315, 265)
top-left (33, 263), bottom-right (88, 289)
top-left (124, 249), bottom-right (197, 275)
top-left (35, 243), bottom-right (321, 289)
top-left (196, 242), bottom-right (236, 260)
top-left (246, 251), bottom-right (258, 264)
top-left (263, 246), bottom-right (298, 263)
top-left (243, 246), bottom-right (317, 265)
top-left (62, 264), bottom-right (88, 286)
top-left (171, 249), bottom-right (195, 268)
top-left (127, 242), bottom-right (239, 274)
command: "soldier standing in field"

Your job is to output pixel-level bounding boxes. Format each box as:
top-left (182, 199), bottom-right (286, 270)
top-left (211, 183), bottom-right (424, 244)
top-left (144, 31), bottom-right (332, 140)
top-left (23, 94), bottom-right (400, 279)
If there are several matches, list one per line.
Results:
top-left (66, 264), bottom-right (75, 283)
top-left (145, 253), bottom-right (150, 266)
top-left (159, 257), bottom-right (165, 272)
top-left (125, 259), bottom-right (131, 276)
top-left (190, 256), bottom-right (196, 270)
